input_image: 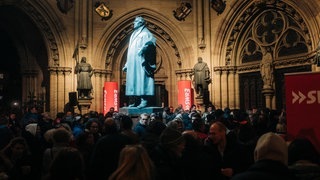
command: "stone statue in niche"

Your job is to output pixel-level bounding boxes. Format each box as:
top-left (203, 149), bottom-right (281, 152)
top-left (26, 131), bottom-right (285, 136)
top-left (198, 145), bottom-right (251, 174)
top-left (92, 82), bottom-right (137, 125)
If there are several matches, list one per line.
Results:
top-left (260, 47), bottom-right (274, 89)
top-left (75, 57), bottom-right (93, 99)
top-left (191, 57), bottom-right (211, 98)
top-left (122, 16), bottom-right (156, 108)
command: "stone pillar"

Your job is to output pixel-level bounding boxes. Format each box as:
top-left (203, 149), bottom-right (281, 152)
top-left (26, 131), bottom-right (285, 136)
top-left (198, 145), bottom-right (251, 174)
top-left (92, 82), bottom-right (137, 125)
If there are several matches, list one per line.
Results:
top-left (221, 71), bottom-right (228, 109)
top-left (234, 72), bottom-right (240, 109)
top-left (78, 99), bottom-right (92, 115)
top-left (57, 71), bottom-right (65, 112)
top-left (262, 88), bottom-right (274, 109)
top-left (48, 67), bottom-right (72, 117)
top-left (214, 70), bottom-right (222, 109)
top-left (49, 68), bottom-right (58, 117)
top-left (228, 69), bottom-right (235, 109)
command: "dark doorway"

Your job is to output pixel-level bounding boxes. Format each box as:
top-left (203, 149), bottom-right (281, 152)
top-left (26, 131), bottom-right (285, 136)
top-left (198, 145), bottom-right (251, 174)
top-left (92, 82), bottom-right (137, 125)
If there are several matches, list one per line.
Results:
top-left (239, 72), bottom-right (265, 110)
top-left (0, 28), bottom-right (22, 112)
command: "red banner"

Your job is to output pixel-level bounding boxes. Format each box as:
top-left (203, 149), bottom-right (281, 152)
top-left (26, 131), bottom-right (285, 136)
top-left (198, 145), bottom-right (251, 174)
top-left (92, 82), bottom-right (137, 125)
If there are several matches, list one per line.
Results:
top-left (178, 80), bottom-right (193, 111)
top-left (285, 72), bottom-right (320, 151)
top-left (103, 82), bottom-right (119, 115)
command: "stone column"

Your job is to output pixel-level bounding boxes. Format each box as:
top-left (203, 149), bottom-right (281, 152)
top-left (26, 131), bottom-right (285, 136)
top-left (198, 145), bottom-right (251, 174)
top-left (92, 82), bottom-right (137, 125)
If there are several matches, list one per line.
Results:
top-left (57, 71), bottom-right (65, 112)
top-left (228, 69), bottom-right (235, 109)
top-left (234, 72), bottom-right (240, 109)
top-left (49, 68), bottom-right (58, 117)
top-left (262, 88), bottom-right (274, 109)
top-left (221, 71), bottom-right (228, 109)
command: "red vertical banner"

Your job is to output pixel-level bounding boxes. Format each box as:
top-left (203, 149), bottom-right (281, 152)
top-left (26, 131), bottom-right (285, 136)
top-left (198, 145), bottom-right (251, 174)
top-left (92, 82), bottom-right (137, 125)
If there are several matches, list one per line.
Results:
top-left (285, 72), bottom-right (320, 151)
top-left (178, 80), bottom-right (193, 111)
top-left (103, 82), bottom-right (119, 115)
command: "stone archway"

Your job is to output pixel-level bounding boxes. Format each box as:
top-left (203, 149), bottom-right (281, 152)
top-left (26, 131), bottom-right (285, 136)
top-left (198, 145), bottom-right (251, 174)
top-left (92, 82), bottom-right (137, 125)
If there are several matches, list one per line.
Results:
top-left (94, 8), bottom-right (193, 109)
top-left (0, 0), bottom-right (72, 116)
top-left (213, 0), bottom-right (318, 111)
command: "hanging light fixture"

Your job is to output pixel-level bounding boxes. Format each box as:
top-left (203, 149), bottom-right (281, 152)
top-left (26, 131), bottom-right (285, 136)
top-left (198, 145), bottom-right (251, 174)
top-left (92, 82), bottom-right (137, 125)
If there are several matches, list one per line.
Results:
top-left (173, 2), bottom-right (192, 21)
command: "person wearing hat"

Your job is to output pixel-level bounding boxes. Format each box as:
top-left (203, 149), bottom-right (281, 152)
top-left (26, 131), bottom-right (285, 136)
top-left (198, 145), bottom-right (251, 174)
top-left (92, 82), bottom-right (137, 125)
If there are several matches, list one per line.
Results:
top-left (231, 132), bottom-right (297, 180)
top-left (150, 127), bottom-right (186, 180)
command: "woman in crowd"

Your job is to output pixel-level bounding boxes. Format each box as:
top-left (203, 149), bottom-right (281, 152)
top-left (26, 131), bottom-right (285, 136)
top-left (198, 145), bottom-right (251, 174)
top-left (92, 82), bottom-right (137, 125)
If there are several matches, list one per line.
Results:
top-left (109, 144), bottom-right (155, 180)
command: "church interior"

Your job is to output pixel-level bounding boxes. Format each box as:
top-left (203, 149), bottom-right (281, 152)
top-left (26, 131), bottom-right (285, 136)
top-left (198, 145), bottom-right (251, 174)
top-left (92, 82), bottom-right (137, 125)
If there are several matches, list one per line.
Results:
top-left (0, 0), bottom-right (320, 117)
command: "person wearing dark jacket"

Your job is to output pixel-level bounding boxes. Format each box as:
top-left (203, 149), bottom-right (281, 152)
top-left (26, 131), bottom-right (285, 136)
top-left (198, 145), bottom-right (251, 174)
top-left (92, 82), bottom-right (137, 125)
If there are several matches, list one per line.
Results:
top-left (89, 118), bottom-right (132, 180)
top-left (150, 127), bottom-right (186, 180)
top-left (231, 132), bottom-right (297, 180)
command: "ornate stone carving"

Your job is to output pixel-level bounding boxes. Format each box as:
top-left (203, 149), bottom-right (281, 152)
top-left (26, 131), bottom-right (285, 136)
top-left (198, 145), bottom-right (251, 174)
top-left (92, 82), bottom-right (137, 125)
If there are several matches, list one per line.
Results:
top-left (21, 1), bottom-right (62, 66)
top-left (48, 67), bottom-right (72, 75)
top-left (226, 1), bottom-right (311, 66)
top-left (106, 21), bottom-right (181, 67)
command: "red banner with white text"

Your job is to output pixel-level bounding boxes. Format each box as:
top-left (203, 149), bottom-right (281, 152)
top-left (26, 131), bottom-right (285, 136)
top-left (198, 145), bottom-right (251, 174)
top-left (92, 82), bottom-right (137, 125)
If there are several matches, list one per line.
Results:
top-left (285, 72), bottom-right (320, 151)
top-left (103, 82), bottom-right (119, 115)
top-left (178, 80), bottom-right (193, 111)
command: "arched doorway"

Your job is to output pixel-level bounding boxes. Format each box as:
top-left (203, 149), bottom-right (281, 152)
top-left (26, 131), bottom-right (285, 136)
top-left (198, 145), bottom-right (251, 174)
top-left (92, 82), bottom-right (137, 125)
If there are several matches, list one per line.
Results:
top-left (0, 5), bottom-right (49, 113)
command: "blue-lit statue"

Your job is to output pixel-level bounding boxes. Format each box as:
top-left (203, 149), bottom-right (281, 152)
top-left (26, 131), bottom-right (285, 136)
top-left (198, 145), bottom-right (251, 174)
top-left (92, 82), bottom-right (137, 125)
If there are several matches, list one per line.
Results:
top-left (122, 16), bottom-right (156, 108)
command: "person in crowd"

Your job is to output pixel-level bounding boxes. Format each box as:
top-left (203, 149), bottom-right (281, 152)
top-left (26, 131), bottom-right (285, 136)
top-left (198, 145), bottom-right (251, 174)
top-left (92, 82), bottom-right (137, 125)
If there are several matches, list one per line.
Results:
top-left (122, 16), bottom-right (156, 108)
top-left (109, 144), bottom-right (155, 180)
top-left (38, 112), bottom-right (53, 137)
top-left (288, 138), bottom-right (320, 180)
top-left (202, 104), bottom-right (215, 125)
top-left (118, 114), bottom-right (139, 144)
top-left (89, 118), bottom-right (132, 179)
top-left (174, 104), bottom-right (183, 115)
top-left (43, 147), bottom-right (85, 180)
top-left (162, 106), bottom-right (176, 124)
top-left (133, 113), bottom-right (149, 138)
top-left (75, 131), bottom-right (95, 178)
top-left (166, 117), bottom-right (184, 133)
top-left (191, 113), bottom-right (208, 142)
top-left (181, 130), bottom-right (218, 179)
top-left (22, 123), bottom-right (44, 179)
top-left (22, 106), bottom-right (41, 127)
top-left (85, 119), bottom-right (101, 143)
top-left (105, 107), bottom-right (115, 118)
top-left (150, 127), bottom-right (186, 180)
top-left (8, 112), bottom-right (21, 137)
top-left (0, 115), bottom-right (14, 150)
top-left (42, 129), bottom-right (72, 176)
top-left (204, 121), bottom-right (243, 179)
top-left (141, 119), bottom-right (167, 156)
top-left (231, 132), bottom-right (296, 180)
top-left (0, 137), bottom-right (33, 179)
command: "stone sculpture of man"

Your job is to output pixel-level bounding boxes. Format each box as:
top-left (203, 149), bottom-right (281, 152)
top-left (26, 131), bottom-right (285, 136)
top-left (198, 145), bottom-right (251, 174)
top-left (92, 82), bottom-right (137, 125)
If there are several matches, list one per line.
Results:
top-left (191, 57), bottom-right (211, 98)
top-left (122, 16), bottom-right (156, 108)
top-left (75, 57), bottom-right (93, 98)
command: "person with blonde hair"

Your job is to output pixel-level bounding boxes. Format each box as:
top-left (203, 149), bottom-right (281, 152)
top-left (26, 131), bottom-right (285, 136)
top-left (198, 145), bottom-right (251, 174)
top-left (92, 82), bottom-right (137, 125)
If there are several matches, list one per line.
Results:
top-left (109, 144), bottom-right (155, 180)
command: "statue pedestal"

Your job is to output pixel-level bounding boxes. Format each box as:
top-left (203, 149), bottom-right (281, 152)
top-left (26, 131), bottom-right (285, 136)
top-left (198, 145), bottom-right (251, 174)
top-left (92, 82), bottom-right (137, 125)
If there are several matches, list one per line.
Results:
top-left (195, 97), bottom-right (205, 113)
top-left (119, 107), bottom-right (163, 117)
top-left (78, 98), bottom-right (92, 115)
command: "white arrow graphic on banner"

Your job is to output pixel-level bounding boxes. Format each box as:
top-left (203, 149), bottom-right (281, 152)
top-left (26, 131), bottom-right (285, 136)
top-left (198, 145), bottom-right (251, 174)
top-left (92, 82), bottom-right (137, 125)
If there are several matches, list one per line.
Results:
top-left (292, 91), bottom-right (306, 104)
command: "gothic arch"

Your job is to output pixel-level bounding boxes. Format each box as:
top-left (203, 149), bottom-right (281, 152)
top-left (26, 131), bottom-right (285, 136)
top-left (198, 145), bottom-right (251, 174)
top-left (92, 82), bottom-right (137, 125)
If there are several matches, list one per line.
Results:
top-left (94, 8), bottom-right (193, 106)
top-left (232, 1), bottom-right (313, 68)
top-left (0, 0), bottom-right (72, 114)
top-left (94, 8), bottom-right (192, 70)
top-left (4, 0), bottom-right (71, 67)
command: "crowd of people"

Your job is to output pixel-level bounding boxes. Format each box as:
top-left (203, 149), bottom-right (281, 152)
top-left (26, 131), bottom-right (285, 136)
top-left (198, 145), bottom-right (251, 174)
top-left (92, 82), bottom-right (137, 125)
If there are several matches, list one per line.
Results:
top-left (0, 104), bottom-right (319, 180)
